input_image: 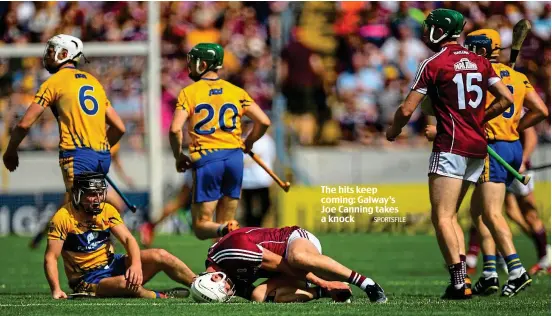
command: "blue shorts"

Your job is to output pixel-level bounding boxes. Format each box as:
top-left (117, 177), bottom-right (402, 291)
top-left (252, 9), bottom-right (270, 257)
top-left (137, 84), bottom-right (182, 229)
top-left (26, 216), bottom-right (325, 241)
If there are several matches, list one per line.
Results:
top-left (192, 149), bottom-right (243, 203)
top-left (59, 148), bottom-right (111, 191)
top-left (70, 253), bottom-right (127, 294)
top-left (479, 140), bottom-right (522, 186)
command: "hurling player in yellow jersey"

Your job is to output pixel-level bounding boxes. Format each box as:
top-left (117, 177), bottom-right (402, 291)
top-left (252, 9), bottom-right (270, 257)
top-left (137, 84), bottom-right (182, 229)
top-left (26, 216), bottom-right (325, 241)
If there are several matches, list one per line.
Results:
top-left (45, 172), bottom-right (196, 299)
top-left (3, 34), bottom-right (127, 207)
top-left (463, 29), bottom-right (547, 297)
top-left (170, 43), bottom-right (271, 240)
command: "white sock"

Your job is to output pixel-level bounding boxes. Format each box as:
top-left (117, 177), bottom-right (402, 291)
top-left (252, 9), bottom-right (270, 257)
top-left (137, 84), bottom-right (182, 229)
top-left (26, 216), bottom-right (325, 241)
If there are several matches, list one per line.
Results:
top-left (481, 271), bottom-right (498, 279)
top-left (508, 267), bottom-right (526, 280)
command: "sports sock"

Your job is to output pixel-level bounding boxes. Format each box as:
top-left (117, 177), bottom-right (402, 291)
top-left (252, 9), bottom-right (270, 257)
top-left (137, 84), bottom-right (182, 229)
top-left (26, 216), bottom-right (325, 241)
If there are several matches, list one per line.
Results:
top-left (532, 229), bottom-right (548, 260)
top-left (506, 254), bottom-right (525, 279)
top-left (348, 271), bottom-right (375, 291)
top-left (459, 254), bottom-right (467, 276)
top-left (467, 226), bottom-right (481, 256)
top-left (482, 255), bottom-right (498, 278)
top-left (448, 262), bottom-right (464, 289)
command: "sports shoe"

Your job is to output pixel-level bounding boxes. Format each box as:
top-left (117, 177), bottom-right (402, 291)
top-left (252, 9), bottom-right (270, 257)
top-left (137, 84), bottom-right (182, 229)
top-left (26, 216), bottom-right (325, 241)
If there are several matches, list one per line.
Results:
top-left (139, 222), bottom-right (155, 248)
top-left (464, 275), bottom-right (472, 288)
top-left (441, 283), bottom-right (472, 300)
top-left (472, 276), bottom-right (499, 296)
top-left (220, 220), bottom-right (240, 237)
top-left (365, 282), bottom-right (387, 303)
top-left (529, 263), bottom-right (550, 276)
top-left (501, 272), bottom-right (532, 297)
top-left (160, 287), bottom-right (190, 298)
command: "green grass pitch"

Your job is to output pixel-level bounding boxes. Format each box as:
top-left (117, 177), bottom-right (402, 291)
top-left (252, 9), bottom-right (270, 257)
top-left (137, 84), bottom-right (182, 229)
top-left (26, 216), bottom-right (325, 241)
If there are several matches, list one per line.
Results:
top-left (0, 234), bottom-right (549, 315)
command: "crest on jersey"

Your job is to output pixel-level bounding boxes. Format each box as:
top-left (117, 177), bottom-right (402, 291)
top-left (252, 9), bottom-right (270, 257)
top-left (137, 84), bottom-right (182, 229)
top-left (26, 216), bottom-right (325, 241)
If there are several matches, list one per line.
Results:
top-left (454, 58), bottom-right (478, 71)
top-left (87, 231), bottom-right (98, 244)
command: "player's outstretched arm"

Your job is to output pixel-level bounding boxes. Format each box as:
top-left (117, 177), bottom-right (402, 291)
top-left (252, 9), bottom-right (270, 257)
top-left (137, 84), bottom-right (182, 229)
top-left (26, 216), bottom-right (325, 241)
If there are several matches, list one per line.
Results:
top-left (5, 103), bottom-right (45, 152)
top-left (44, 239), bottom-right (67, 299)
top-left (386, 90), bottom-right (425, 141)
top-left (3, 103), bottom-right (45, 171)
top-left (112, 223), bottom-right (143, 287)
top-left (485, 80), bottom-right (514, 123)
top-left (243, 102), bottom-right (271, 153)
top-left (105, 107), bottom-right (126, 147)
top-left (518, 89), bottom-right (549, 132)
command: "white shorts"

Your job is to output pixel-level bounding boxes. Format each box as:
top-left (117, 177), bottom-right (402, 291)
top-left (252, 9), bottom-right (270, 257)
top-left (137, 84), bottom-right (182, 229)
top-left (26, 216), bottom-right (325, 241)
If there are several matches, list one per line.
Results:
top-left (507, 171), bottom-right (535, 197)
top-left (285, 228), bottom-right (322, 259)
top-left (428, 152), bottom-right (485, 183)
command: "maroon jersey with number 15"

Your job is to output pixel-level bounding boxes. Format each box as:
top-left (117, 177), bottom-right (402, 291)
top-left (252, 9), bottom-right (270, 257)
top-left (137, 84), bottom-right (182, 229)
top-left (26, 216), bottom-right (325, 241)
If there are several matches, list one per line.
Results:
top-left (411, 44), bottom-right (501, 158)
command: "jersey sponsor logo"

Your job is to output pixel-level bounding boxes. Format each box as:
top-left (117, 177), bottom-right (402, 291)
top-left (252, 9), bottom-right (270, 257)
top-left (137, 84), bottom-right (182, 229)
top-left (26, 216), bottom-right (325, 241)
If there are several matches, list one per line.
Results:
top-left (500, 70), bottom-right (510, 78)
top-left (209, 88), bottom-right (223, 96)
top-left (454, 58), bottom-right (478, 71)
top-left (453, 51), bottom-right (469, 55)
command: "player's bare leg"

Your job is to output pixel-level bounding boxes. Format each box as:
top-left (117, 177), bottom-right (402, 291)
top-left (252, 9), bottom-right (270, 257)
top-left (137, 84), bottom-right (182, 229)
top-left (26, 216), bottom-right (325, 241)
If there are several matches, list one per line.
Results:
top-left (95, 275), bottom-right (188, 298)
top-left (134, 249), bottom-right (196, 287)
top-left (192, 201), bottom-right (228, 240)
top-left (504, 193), bottom-right (532, 234)
top-left (106, 187), bottom-right (126, 214)
top-left (215, 196), bottom-right (240, 236)
top-left (140, 185), bottom-right (192, 247)
top-left (477, 182), bottom-right (531, 296)
top-left (516, 192), bottom-right (550, 275)
top-left (251, 278), bottom-right (351, 303)
top-left (470, 187), bottom-right (500, 296)
top-left (429, 175), bottom-right (472, 299)
top-left (286, 238), bottom-right (386, 303)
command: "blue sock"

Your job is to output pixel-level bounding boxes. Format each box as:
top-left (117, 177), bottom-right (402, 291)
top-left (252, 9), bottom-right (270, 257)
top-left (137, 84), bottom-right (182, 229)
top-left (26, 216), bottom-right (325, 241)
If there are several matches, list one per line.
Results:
top-left (505, 254), bottom-right (523, 273)
top-left (155, 291), bottom-right (161, 298)
top-left (482, 255), bottom-right (496, 277)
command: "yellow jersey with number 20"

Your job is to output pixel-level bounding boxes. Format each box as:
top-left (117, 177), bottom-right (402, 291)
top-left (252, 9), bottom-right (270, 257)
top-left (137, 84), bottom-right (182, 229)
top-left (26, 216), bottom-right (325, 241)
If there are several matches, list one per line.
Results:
top-left (176, 78), bottom-right (253, 162)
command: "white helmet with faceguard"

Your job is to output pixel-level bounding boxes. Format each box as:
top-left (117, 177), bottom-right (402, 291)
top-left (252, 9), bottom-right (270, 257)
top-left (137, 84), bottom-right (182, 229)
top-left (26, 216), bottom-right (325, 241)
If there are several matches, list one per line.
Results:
top-left (190, 272), bottom-right (235, 303)
top-left (43, 34), bottom-right (86, 74)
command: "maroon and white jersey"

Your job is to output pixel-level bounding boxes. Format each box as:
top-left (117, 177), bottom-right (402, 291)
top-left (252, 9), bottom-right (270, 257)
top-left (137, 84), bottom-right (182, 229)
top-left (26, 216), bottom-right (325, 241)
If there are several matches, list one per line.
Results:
top-left (411, 44), bottom-right (501, 158)
top-left (206, 226), bottom-right (300, 286)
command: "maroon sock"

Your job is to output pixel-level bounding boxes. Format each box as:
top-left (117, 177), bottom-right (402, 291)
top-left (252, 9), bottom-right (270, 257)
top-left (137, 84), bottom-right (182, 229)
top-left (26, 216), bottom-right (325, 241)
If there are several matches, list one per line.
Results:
top-left (468, 226), bottom-right (480, 256)
top-left (348, 270), bottom-right (373, 291)
top-left (532, 229), bottom-right (548, 259)
top-left (448, 262), bottom-right (464, 286)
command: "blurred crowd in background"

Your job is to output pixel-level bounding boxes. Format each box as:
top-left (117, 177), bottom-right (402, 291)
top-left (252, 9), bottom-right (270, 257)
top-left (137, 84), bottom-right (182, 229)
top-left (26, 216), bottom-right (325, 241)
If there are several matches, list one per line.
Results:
top-left (0, 1), bottom-right (550, 152)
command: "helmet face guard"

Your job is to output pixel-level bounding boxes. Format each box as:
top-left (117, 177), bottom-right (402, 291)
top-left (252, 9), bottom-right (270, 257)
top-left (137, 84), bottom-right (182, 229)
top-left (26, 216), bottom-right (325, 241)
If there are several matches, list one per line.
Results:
top-left (72, 172), bottom-right (107, 215)
top-left (190, 272), bottom-right (235, 303)
top-left (422, 9), bottom-right (466, 50)
top-left (43, 34), bottom-right (85, 74)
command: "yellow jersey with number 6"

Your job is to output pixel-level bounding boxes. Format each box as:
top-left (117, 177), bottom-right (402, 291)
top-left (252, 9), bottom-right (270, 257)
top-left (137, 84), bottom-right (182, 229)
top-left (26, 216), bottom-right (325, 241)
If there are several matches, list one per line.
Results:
top-left (34, 66), bottom-right (111, 152)
top-left (176, 78), bottom-right (253, 161)
top-left (485, 63), bottom-right (534, 141)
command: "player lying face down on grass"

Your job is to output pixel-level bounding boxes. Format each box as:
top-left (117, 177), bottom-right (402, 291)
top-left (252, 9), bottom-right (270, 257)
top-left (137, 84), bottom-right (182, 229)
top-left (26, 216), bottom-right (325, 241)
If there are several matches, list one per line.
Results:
top-left (44, 172), bottom-right (197, 299)
top-left (169, 43), bottom-right (271, 241)
top-left (190, 226), bottom-right (387, 303)
top-left (385, 9), bottom-right (515, 300)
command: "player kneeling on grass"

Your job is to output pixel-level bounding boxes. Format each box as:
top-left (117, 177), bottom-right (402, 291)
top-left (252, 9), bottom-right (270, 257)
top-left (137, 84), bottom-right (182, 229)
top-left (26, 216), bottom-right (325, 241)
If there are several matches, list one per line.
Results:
top-left (44, 172), bottom-right (197, 299)
top-left (190, 226), bottom-right (387, 303)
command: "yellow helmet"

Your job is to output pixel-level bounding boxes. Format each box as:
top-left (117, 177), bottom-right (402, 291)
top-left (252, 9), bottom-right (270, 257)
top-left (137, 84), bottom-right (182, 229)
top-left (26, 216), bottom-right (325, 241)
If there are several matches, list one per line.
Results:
top-left (466, 29), bottom-right (501, 58)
